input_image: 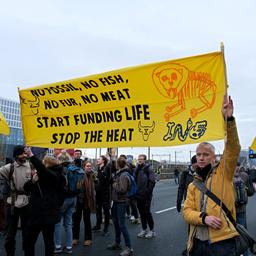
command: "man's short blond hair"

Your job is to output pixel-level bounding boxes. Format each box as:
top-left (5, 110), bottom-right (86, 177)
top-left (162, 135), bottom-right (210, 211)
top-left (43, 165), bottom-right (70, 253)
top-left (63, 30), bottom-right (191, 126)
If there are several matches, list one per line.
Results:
top-left (196, 142), bottom-right (215, 154)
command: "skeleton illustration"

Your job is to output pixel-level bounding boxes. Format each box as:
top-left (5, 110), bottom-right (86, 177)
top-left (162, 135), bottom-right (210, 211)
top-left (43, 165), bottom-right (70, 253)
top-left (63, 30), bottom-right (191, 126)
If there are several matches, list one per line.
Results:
top-left (153, 63), bottom-right (216, 121)
top-left (20, 95), bottom-right (40, 115)
top-left (138, 121), bottom-right (155, 141)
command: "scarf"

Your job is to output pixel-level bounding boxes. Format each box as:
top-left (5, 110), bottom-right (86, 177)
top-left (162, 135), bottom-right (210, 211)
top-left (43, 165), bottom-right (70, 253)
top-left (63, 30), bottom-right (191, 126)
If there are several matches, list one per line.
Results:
top-left (195, 164), bottom-right (212, 181)
top-left (84, 172), bottom-right (96, 213)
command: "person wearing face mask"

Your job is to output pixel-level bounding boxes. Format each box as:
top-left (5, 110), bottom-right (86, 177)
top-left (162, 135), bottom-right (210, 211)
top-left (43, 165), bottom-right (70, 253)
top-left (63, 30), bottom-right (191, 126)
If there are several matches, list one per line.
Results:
top-left (183, 96), bottom-right (241, 256)
top-left (0, 145), bottom-right (32, 256)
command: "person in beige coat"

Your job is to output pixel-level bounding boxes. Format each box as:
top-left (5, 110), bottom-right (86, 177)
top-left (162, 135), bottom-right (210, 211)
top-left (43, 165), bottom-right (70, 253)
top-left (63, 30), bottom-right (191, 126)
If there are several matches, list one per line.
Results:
top-left (0, 145), bottom-right (32, 256)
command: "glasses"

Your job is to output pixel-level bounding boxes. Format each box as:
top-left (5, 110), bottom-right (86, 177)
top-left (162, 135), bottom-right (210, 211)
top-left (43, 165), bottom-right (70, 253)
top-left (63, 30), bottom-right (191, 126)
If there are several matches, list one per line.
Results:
top-left (138, 158), bottom-right (145, 160)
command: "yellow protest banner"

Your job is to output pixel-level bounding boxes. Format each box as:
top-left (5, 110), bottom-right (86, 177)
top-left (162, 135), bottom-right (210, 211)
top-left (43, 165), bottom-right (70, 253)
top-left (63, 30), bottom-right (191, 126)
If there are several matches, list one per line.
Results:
top-left (19, 51), bottom-right (226, 149)
top-left (0, 111), bottom-right (10, 135)
top-left (250, 137), bottom-right (256, 151)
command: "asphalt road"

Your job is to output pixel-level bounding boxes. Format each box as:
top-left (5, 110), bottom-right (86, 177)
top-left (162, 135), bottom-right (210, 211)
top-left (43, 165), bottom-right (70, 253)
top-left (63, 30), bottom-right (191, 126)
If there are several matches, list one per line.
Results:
top-left (1, 179), bottom-right (256, 256)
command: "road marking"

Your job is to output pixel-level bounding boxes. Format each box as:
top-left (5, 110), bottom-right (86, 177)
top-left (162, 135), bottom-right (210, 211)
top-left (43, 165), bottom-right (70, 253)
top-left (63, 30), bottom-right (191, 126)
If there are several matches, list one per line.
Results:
top-left (155, 204), bottom-right (184, 214)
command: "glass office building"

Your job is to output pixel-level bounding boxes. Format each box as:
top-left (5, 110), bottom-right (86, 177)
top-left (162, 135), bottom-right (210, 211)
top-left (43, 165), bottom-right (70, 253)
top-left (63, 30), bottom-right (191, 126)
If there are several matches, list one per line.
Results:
top-left (0, 97), bottom-right (24, 165)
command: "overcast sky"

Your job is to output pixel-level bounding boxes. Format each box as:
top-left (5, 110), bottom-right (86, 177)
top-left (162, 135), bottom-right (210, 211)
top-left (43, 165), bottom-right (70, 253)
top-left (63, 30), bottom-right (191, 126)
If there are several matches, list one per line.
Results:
top-left (1, 0), bottom-right (255, 161)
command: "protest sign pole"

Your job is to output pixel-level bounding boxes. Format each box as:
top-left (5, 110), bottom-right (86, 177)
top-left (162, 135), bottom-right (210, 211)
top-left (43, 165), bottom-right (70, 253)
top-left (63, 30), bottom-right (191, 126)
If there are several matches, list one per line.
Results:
top-left (220, 42), bottom-right (229, 215)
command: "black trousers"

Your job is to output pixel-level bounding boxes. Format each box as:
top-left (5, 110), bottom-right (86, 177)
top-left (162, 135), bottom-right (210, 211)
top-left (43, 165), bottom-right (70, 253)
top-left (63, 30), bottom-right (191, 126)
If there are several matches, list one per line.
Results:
top-left (5, 205), bottom-right (29, 256)
top-left (23, 224), bottom-right (55, 256)
top-left (190, 238), bottom-right (236, 256)
top-left (137, 198), bottom-right (154, 230)
top-left (95, 199), bottom-right (110, 232)
top-left (73, 201), bottom-right (92, 241)
top-left (0, 199), bottom-right (7, 232)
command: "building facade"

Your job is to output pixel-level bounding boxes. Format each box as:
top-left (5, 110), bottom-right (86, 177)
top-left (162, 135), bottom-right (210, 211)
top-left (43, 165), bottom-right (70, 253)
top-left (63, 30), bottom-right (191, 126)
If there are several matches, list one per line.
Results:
top-left (0, 97), bottom-right (24, 165)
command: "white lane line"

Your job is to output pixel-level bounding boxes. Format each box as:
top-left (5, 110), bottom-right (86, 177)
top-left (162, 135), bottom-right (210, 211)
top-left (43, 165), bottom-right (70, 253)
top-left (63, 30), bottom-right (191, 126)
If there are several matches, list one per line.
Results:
top-left (155, 204), bottom-right (184, 214)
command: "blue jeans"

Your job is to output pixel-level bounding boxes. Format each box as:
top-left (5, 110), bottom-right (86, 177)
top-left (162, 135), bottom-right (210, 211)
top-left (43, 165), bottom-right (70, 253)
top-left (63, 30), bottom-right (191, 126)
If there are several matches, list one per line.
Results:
top-left (54, 197), bottom-right (76, 248)
top-left (111, 202), bottom-right (131, 248)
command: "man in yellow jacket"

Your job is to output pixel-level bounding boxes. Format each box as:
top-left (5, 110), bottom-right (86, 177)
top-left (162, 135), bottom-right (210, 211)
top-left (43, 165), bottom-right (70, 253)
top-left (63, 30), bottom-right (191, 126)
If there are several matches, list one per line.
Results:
top-left (183, 95), bottom-right (240, 256)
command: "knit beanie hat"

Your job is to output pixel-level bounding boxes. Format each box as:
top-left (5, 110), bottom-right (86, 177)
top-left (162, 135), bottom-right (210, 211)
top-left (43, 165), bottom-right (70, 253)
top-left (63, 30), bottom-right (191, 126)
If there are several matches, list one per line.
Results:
top-left (13, 145), bottom-right (25, 158)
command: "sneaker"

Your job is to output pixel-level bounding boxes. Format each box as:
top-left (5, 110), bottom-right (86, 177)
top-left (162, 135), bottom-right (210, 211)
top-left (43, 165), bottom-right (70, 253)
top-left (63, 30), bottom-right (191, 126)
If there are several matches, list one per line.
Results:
top-left (137, 230), bottom-right (147, 238)
top-left (84, 240), bottom-right (92, 246)
top-left (107, 242), bottom-right (122, 250)
top-left (145, 230), bottom-right (156, 239)
top-left (119, 247), bottom-right (134, 256)
top-left (126, 214), bottom-right (131, 219)
top-left (129, 216), bottom-right (135, 222)
top-left (72, 239), bottom-right (78, 246)
top-left (54, 247), bottom-right (63, 254)
top-left (62, 247), bottom-right (72, 254)
top-left (92, 225), bottom-right (101, 232)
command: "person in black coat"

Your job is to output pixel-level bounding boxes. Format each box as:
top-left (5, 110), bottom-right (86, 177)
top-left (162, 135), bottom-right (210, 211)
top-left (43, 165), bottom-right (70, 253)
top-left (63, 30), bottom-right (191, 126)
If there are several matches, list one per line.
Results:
top-left (176, 155), bottom-right (198, 256)
top-left (23, 147), bottom-right (65, 256)
top-left (92, 155), bottom-right (112, 235)
top-left (135, 154), bottom-right (156, 239)
top-left (176, 155), bottom-right (198, 213)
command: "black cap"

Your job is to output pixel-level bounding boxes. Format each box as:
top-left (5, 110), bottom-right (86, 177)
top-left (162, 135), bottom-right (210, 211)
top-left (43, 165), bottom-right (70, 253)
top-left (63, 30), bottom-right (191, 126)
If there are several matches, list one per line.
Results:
top-left (13, 145), bottom-right (25, 158)
top-left (191, 155), bottom-right (197, 164)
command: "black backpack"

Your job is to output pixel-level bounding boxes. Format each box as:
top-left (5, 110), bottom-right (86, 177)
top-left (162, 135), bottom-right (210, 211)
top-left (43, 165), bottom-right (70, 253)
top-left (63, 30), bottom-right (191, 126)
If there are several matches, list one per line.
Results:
top-left (233, 175), bottom-right (248, 206)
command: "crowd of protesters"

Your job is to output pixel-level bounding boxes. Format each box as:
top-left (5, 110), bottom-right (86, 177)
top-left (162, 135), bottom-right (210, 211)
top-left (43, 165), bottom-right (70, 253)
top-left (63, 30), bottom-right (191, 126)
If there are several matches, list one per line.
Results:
top-left (0, 146), bottom-right (156, 256)
top-left (1, 96), bottom-right (256, 256)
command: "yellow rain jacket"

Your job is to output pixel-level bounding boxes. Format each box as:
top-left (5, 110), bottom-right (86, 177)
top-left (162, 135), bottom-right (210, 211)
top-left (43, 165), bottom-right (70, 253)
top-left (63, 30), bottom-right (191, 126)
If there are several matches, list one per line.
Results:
top-left (183, 119), bottom-right (241, 252)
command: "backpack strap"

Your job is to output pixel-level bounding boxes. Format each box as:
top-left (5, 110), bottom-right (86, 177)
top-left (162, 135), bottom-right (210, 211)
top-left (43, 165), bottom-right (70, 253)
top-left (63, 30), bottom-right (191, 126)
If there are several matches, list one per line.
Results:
top-left (9, 163), bottom-right (17, 215)
top-left (9, 163), bottom-right (15, 181)
top-left (193, 179), bottom-right (236, 227)
top-left (122, 171), bottom-right (131, 189)
top-left (9, 163), bottom-right (16, 192)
